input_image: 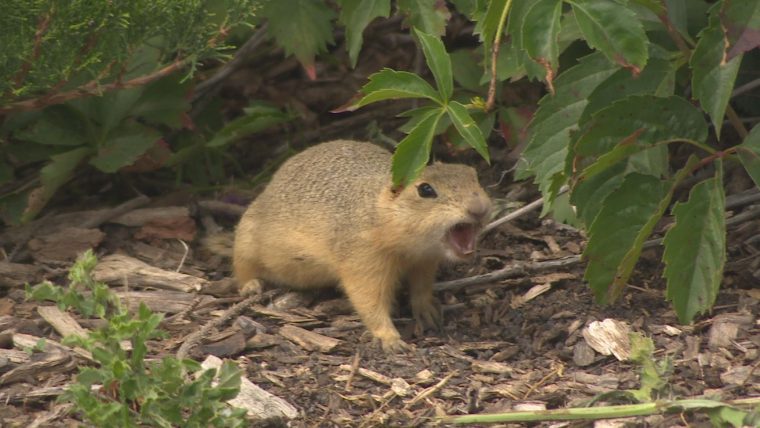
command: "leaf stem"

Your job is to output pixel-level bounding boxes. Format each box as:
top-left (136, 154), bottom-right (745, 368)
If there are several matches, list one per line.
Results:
top-left (725, 104), bottom-right (749, 139)
top-left (485, 0), bottom-right (513, 112)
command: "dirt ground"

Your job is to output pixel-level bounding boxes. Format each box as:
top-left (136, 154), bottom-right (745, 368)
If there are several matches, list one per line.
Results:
top-left (1, 21), bottom-right (759, 428)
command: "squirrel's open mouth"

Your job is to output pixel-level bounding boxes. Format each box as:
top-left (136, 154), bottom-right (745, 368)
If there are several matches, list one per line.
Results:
top-left (446, 222), bottom-right (478, 258)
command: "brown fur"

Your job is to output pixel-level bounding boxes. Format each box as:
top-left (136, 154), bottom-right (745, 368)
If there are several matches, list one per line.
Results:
top-left (232, 140), bottom-right (491, 351)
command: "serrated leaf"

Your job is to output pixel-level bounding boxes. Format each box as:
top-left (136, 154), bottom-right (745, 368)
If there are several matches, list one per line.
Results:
top-left (521, 53), bottom-right (618, 208)
top-left (357, 69), bottom-right (442, 106)
top-left (583, 173), bottom-right (670, 304)
top-left (338, 0), bottom-right (391, 68)
top-left (477, 0), bottom-right (509, 52)
top-left (722, 1), bottom-right (760, 59)
top-left (581, 58), bottom-right (676, 125)
top-left (260, 0), bottom-right (335, 71)
top-left (14, 105), bottom-right (91, 146)
top-left (414, 28), bottom-right (453, 100)
top-left (447, 101), bottom-right (489, 161)
top-left (522, 0), bottom-right (562, 90)
top-left (691, 5), bottom-right (743, 138)
top-left (737, 123), bottom-right (760, 189)
top-left (569, 0), bottom-right (649, 73)
top-left (23, 146), bottom-right (92, 222)
top-left (663, 170), bottom-right (726, 323)
top-left (397, 0), bottom-right (451, 36)
top-left (570, 161), bottom-right (625, 227)
top-left (391, 108), bottom-right (445, 187)
top-left (89, 125), bottom-right (161, 173)
top-left (575, 95), bottom-right (708, 158)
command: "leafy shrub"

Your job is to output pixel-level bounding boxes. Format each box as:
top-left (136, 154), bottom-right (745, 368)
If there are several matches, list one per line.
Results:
top-left (27, 250), bottom-right (248, 427)
top-left (344, 0), bottom-right (760, 324)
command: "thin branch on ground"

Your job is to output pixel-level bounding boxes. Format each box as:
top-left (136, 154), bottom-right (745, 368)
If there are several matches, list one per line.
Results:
top-left (481, 186), bottom-right (568, 236)
top-left (176, 293), bottom-right (259, 360)
top-left (80, 194), bottom-right (150, 229)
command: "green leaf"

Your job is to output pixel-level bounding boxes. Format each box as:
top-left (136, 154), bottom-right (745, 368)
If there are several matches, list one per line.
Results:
top-left (337, 0), bottom-right (391, 68)
top-left (397, 0), bottom-right (450, 36)
top-left (722, 1), bottom-right (760, 59)
top-left (14, 105), bottom-right (92, 146)
top-left (130, 76), bottom-right (192, 128)
top-left (357, 69), bottom-right (442, 106)
top-left (24, 146), bottom-right (92, 222)
top-left (215, 361), bottom-right (243, 401)
top-left (206, 104), bottom-right (290, 148)
top-left (450, 49), bottom-right (485, 91)
top-left (707, 406), bottom-right (751, 428)
top-left (446, 101), bottom-right (489, 162)
top-left (581, 58), bottom-right (676, 124)
top-left (575, 95), bottom-right (709, 159)
top-left (691, 5), bottom-right (743, 138)
top-left (569, 0), bottom-right (649, 72)
top-left (89, 125), bottom-right (161, 173)
top-left (663, 169), bottom-right (726, 323)
top-left (477, 0), bottom-right (509, 52)
top-left (522, 0), bottom-right (562, 87)
top-left (260, 0), bottom-right (335, 70)
top-left (737, 123), bottom-right (760, 189)
top-left (391, 108), bottom-right (445, 187)
top-left (627, 333), bottom-right (668, 402)
top-left (521, 53), bottom-right (618, 208)
top-left (414, 28), bottom-right (453, 100)
top-left (570, 162), bottom-right (625, 227)
top-left (583, 173), bottom-right (670, 304)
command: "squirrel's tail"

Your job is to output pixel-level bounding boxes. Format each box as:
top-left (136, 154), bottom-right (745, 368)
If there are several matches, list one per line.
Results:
top-left (202, 231), bottom-right (235, 258)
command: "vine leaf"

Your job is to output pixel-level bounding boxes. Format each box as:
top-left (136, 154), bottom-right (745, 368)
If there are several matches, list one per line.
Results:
top-left (391, 109), bottom-right (445, 187)
top-left (568, 0), bottom-right (649, 73)
top-left (414, 28), bottom-right (453, 100)
top-left (663, 168), bottom-right (726, 323)
top-left (522, 0), bottom-right (563, 91)
top-left (519, 53), bottom-right (618, 211)
top-left (691, 4), bottom-right (742, 138)
top-left (583, 173), bottom-right (670, 304)
top-left (397, 0), bottom-right (450, 36)
top-left (260, 0), bottom-right (336, 79)
top-left (356, 69), bottom-right (442, 106)
top-left (337, 0), bottom-right (391, 68)
top-left (447, 101), bottom-right (489, 161)
top-left (737, 123), bottom-right (760, 189)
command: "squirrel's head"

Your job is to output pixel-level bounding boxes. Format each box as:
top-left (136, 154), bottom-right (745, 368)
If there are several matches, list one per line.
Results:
top-left (382, 162), bottom-right (491, 262)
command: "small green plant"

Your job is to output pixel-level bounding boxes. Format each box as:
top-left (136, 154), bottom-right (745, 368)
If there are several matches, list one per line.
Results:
top-left (27, 250), bottom-right (248, 428)
top-left (443, 333), bottom-right (760, 426)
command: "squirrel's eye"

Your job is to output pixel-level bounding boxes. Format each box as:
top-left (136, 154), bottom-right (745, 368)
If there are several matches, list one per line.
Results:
top-left (417, 182), bottom-right (437, 198)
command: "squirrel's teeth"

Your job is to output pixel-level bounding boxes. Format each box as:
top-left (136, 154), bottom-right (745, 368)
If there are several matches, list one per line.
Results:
top-left (448, 223), bottom-right (476, 256)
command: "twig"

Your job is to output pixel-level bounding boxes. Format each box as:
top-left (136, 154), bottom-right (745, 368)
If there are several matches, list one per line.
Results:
top-left (175, 239), bottom-right (189, 273)
top-left (79, 194), bottom-right (150, 229)
top-left (485, 0), bottom-right (513, 112)
top-left (725, 104), bottom-right (749, 139)
top-left (482, 186), bottom-right (568, 236)
top-left (191, 23), bottom-right (270, 106)
top-left (176, 294), bottom-right (259, 359)
top-left (405, 370), bottom-right (457, 408)
top-left (732, 77), bottom-right (760, 98)
top-left (1, 59), bottom-right (189, 114)
top-left (344, 352), bottom-right (361, 392)
top-left (10, 11), bottom-right (52, 93)
top-left (726, 189), bottom-right (760, 210)
top-left (434, 256), bottom-right (581, 292)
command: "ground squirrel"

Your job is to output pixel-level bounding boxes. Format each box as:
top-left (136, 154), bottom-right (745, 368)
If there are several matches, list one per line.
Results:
top-left (232, 140), bottom-right (491, 351)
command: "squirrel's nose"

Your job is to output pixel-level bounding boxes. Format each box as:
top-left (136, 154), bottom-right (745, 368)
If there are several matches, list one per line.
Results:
top-left (467, 194), bottom-right (491, 222)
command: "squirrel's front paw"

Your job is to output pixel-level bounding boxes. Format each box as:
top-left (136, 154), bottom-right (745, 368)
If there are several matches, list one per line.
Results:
top-left (372, 327), bottom-right (410, 353)
top-left (411, 295), bottom-right (443, 331)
